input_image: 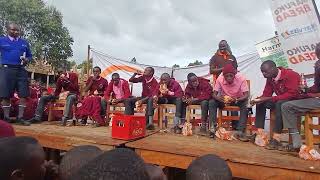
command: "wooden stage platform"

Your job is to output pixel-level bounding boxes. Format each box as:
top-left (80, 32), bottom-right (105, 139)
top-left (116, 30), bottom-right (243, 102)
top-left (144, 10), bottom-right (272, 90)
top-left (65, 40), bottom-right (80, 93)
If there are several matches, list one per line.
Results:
top-left (14, 123), bottom-right (320, 180)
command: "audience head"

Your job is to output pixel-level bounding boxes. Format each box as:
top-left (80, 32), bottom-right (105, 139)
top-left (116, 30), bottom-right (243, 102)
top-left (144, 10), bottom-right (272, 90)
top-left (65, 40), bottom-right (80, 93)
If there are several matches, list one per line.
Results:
top-left (144, 67), bottom-right (155, 77)
top-left (6, 22), bottom-right (20, 38)
top-left (187, 73), bottom-right (199, 88)
top-left (111, 73), bottom-right (121, 85)
top-left (59, 145), bottom-right (103, 180)
top-left (0, 136), bottom-right (46, 180)
top-left (93, 66), bottom-right (102, 77)
top-left (316, 43), bottom-right (320, 60)
top-left (260, 60), bottom-right (278, 79)
top-left (0, 120), bottom-right (15, 138)
top-left (56, 67), bottom-right (67, 77)
top-left (145, 164), bottom-right (167, 180)
top-left (186, 154), bottom-right (232, 180)
top-left (70, 148), bottom-right (149, 180)
top-left (160, 73), bottom-right (171, 85)
top-left (223, 64), bottom-right (236, 84)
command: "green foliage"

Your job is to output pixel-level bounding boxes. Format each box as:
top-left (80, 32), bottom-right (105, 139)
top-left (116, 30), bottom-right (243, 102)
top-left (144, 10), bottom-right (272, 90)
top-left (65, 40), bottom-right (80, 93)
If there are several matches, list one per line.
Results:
top-left (187, 60), bottom-right (203, 67)
top-left (78, 58), bottom-right (93, 74)
top-left (172, 64), bottom-right (180, 68)
top-left (0, 0), bottom-right (73, 69)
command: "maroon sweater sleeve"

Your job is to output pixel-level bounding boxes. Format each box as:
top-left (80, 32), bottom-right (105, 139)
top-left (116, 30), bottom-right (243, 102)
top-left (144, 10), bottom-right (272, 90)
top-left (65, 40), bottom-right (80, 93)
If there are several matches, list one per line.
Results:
top-left (262, 79), bottom-right (274, 97)
top-left (122, 80), bottom-right (131, 99)
top-left (129, 75), bottom-right (143, 83)
top-left (151, 80), bottom-right (160, 97)
top-left (184, 85), bottom-right (192, 98)
top-left (68, 73), bottom-right (79, 94)
top-left (104, 81), bottom-right (113, 99)
top-left (170, 81), bottom-right (183, 98)
top-left (272, 72), bottom-right (300, 102)
top-left (197, 81), bottom-right (213, 101)
top-left (54, 78), bottom-right (63, 96)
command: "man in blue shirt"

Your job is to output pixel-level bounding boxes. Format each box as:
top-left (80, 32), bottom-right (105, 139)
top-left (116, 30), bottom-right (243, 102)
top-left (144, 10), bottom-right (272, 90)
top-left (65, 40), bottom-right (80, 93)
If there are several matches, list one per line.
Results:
top-left (0, 23), bottom-right (32, 125)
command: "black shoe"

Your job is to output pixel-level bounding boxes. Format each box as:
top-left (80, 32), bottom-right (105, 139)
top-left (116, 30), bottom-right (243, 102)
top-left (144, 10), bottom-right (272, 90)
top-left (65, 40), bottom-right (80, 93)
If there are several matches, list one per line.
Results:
top-left (80, 119), bottom-right (87, 126)
top-left (209, 127), bottom-right (216, 139)
top-left (29, 117), bottom-right (42, 124)
top-left (61, 117), bottom-right (69, 126)
top-left (172, 125), bottom-right (182, 134)
top-left (198, 126), bottom-right (207, 136)
top-left (265, 138), bottom-right (282, 150)
top-left (234, 131), bottom-right (249, 142)
top-left (146, 124), bottom-right (155, 130)
top-left (248, 133), bottom-right (257, 143)
top-left (16, 118), bottom-right (31, 126)
top-left (4, 117), bottom-right (14, 123)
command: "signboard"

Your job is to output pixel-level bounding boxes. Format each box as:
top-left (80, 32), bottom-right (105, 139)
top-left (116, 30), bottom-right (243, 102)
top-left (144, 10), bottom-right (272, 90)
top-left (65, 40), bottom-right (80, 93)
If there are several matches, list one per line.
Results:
top-left (269, 0), bottom-right (320, 74)
top-left (256, 36), bottom-right (288, 67)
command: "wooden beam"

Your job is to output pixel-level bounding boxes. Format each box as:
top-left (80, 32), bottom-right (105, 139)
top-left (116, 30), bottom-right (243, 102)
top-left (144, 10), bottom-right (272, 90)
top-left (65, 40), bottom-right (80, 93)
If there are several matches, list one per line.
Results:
top-left (136, 149), bottom-right (320, 180)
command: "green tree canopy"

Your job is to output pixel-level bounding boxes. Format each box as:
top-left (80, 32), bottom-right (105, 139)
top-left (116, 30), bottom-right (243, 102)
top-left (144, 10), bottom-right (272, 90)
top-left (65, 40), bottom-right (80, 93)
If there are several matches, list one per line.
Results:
top-left (172, 64), bottom-right (180, 68)
top-left (187, 60), bottom-right (203, 67)
top-left (0, 0), bottom-right (74, 69)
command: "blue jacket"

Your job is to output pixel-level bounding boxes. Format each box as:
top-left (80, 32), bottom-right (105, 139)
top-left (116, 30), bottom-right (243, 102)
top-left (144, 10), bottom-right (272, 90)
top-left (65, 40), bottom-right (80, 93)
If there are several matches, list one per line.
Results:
top-left (0, 36), bottom-right (32, 65)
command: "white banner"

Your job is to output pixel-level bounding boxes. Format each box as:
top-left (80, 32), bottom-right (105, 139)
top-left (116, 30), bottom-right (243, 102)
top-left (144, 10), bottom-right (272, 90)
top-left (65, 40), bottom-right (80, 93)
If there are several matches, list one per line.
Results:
top-left (92, 50), bottom-right (265, 98)
top-left (255, 36), bottom-right (288, 67)
top-left (269, 0), bottom-right (320, 74)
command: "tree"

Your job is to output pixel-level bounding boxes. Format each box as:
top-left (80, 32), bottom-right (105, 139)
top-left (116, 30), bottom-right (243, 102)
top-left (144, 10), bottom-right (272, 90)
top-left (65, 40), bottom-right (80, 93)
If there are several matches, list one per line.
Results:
top-left (187, 60), bottom-right (203, 67)
top-left (0, 0), bottom-right (73, 69)
top-left (172, 64), bottom-right (180, 68)
top-left (78, 58), bottom-right (93, 74)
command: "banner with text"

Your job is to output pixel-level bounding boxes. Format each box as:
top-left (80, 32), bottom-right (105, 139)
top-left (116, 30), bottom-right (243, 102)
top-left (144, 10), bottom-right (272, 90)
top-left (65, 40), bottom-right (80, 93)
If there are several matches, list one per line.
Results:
top-left (255, 36), bottom-right (288, 67)
top-left (269, 0), bottom-right (320, 74)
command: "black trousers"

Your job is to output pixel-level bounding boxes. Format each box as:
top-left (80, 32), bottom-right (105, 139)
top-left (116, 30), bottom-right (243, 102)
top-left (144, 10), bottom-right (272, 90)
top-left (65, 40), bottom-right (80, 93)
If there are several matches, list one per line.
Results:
top-left (255, 100), bottom-right (288, 134)
top-left (158, 97), bottom-right (185, 118)
top-left (125, 97), bottom-right (154, 117)
top-left (209, 99), bottom-right (248, 131)
top-left (187, 100), bottom-right (209, 122)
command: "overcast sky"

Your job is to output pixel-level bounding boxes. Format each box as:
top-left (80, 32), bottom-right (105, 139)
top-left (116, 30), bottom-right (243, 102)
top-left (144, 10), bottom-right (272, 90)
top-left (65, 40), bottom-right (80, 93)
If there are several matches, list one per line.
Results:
top-left (44, 0), bottom-right (320, 67)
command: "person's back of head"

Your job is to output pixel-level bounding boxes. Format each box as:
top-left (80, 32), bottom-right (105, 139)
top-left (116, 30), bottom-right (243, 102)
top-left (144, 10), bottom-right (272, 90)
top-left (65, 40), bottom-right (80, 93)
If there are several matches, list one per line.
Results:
top-left (0, 136), bottom-right (46, 180)
top-left (70, 148), bottom-right (150, 180)
top-left (59, 145), bottom-right (103, 180)
top-left (145, 164), bottom-right (167, 180)
top-left (186, 154), bottom-right (232, 180)
top-left (0, 120), bottom-right (15, 138)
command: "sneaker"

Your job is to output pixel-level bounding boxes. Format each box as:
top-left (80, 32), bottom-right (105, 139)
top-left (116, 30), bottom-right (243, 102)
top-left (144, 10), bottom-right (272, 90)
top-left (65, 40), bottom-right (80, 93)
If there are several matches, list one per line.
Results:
top-left (209, 127), bottom-right (216, 139)
top-left (16, 118), bottom-right (31, 126)
top-left (265, 138), bottom-right (282, 150)
top-left (234, 131), bottom-right (249, 142)
top-left (4, 117), bottom-right (14, 123)
top-left (80, 119), bottom-right (87, 126)
top-left (198, 125), bottom-right (207, 136)
top-left (146, 124), bottom-right (155, 130)
top-left (61, 117), bottom-right (69, 126)
top-left (278, 144), bottom-right (300, 152)
top-left (29, 117), bottom-right (42, 124)
top-left (92, 123), bottom-right (101, 128)
top-left (172, 125), bottom-right (182, 134)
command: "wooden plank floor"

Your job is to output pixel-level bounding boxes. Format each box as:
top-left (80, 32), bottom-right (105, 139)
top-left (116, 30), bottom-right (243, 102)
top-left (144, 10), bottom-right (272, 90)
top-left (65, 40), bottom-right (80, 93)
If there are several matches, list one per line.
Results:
top-left (13, 122), bottom-right (157, 151)
top-left (126, 133), bottom-right (320, 180)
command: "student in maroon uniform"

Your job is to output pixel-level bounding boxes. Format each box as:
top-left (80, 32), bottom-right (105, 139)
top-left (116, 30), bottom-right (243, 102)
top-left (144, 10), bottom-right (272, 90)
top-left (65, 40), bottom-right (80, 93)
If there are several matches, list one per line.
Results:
top-left (158, 73), bottom-right (184, 133)
top-left (128, 67), bottom-right (159, 130)
top-left (77, 66), bottom-right (108, 127)
top-left (251, 60), bottom-right (301, 150)
top-left (184, 73), bottom-right (213, 134)
top-left (29, 67), bottom-right (80, 126)
top-left (104, 73), bottom-right (131, 108)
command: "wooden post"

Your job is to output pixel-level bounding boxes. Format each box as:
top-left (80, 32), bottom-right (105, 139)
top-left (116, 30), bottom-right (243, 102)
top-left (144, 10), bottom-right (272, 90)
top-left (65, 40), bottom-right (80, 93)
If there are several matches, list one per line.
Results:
top-left (87, 45), bottom-right (91, 76)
